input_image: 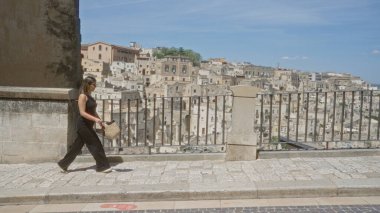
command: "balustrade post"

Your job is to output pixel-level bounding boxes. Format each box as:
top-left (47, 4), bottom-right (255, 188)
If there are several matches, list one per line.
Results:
top-left (226, 86), bottom-right (261, 161)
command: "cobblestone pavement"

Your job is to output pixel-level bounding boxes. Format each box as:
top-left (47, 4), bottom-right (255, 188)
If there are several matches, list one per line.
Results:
top-left (62, 205), bottom-right (380, 213)
top-left (1, 156), bottom-right (380, 205)
top-left (0, 156), bottom-right (379, 189)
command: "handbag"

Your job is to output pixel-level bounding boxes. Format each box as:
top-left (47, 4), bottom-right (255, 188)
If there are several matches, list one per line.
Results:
top-left (103, 120), bottom-right (120, 140)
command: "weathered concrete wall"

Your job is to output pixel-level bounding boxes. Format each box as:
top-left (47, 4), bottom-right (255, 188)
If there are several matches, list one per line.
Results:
top-left (226, 86), bottom-right (261, 161)
top-left (0, 0), bottom-right (82, 88)
top-left (0, 87), bottom-right (78, 163)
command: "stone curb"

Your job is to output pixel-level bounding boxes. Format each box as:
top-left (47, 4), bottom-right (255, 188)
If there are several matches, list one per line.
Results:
top-left (76, 153), bottom-right (226, 163)
top-left (258, 149), bottom-right (380, 159)
top-left (76, 149), bottom-right (380, 163)
top-left (76, 149), bottom-right (379, 163)
top-left (1, 179), bottom-right (379, 205)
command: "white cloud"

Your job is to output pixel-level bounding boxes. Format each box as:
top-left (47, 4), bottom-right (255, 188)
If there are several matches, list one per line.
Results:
top-left (281, 56), bottom-right (308, 60)
top-left (372, 49), bottom-right (380, 55)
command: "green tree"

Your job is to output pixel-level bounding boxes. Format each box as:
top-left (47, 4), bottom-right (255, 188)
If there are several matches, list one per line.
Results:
top-left (153, 47), bottom-right (202, 66)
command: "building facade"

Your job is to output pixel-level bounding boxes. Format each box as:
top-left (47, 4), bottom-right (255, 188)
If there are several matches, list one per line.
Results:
top-left (81, 41), bottom-right (140, 64)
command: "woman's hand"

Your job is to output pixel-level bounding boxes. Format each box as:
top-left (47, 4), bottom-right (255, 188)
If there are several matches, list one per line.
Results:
top-left (96, 118), bottom-right (105, 129)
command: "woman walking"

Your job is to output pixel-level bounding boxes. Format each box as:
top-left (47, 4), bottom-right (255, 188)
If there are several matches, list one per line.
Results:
top-left (58, 76), bottom-right (112, 173)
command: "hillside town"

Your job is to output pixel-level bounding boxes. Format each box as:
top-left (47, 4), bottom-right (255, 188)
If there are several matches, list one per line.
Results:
top-left (81, 41), bottom-right (379, 151)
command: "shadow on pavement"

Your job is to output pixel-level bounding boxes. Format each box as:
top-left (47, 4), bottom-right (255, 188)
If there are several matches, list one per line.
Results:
top-left (67, 163), bottom-right (134, 173)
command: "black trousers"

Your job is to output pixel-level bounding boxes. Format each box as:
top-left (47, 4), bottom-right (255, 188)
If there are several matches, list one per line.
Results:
top-left (58, 124), bottom-right (110, 171)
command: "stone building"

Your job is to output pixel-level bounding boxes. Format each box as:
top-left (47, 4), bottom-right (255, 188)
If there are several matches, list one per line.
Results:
top-left (136, 51), bottom-right (160, 87)
top-left (81, 58), bottom-right (110, 81)
top-left (160, 56), bottom-right (193, 83)
top-left (110, 61), bottom-right (137, 76)
top-left (81, 41), bottom-right (140, 64)
top-left (243, 65), bottom-right (274, 78)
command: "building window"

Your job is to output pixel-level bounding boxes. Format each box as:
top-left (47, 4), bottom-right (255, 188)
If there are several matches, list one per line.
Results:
top-left (165, 65), bottom-right (169, 72)
top-left (98, 54), bottom-right (102, 60)
top-left (182, 65), bottom-right (187, 73)
top-left (99, 45), bottom-right (102, 51)
top-left (172, 77), bottom-right (174, 80)
top-left (93, 47), bottom-right (95, 50)
top-left (172, 65), bottom-right (176, 73)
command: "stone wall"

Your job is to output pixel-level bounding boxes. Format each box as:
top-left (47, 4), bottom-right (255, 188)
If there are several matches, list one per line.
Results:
top-left (0, 87), bottom-right (78, 163)
top-left (0, 0), bottom-right (81, 163)
top-left (0, 0), bottom-right (81, 88)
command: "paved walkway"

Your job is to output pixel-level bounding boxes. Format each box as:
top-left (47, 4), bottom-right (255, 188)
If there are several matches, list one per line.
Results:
top-left (0, 155), bottom-right (380, 205)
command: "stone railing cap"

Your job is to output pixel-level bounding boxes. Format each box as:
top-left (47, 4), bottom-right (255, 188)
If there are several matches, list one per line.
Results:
top-left (230, 85), bottom-right (261, 98)
top-left (0, 86), bottom-right (78, 100)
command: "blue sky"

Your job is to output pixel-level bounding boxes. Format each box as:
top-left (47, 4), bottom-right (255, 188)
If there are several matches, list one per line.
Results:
top-left (80, 0), bottom-right (380, 84)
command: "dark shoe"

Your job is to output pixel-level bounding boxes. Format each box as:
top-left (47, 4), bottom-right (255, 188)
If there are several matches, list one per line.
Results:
top-left (57, 163), bottom-right (68, 173)
top-left (97, 167), bottom-right (112, 173)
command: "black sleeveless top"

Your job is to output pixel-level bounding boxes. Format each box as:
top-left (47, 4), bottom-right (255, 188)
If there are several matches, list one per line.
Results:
top-left (78, 94), bottom-right (97, 127)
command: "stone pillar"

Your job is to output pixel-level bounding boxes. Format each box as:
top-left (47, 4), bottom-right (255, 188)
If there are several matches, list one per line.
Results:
top-left (226, 86), bottom-right (261, 161)
top-left (0, 0), bottom-right (81, 163)
top-left (0, 87), bottom-right (78, 163)
top-left (0, 0), bottom-right (81, 87)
